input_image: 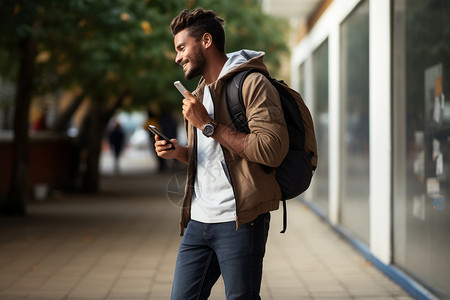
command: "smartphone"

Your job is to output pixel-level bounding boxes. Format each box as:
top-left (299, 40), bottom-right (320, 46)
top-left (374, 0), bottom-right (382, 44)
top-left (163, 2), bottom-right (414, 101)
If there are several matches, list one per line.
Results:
top-left (147, 125), bottom-right (175, 150)
top-left (174, 81), bottom-right (188, 97)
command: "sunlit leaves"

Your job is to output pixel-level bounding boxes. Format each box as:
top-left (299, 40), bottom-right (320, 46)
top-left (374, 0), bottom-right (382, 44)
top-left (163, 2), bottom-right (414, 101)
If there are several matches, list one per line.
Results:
top-left (120, 12), bottom-right (131, 21)
top-left (140, 21), bottom-right (153, 34)
top-left (13, 4), bottom-right (21, 15)
top-left (0, 0), bottom-right (288, 110)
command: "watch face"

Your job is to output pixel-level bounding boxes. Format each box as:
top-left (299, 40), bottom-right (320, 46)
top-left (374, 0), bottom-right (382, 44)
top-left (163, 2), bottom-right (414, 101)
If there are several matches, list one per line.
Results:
top-left (203, 123), bottom-right (214, 137)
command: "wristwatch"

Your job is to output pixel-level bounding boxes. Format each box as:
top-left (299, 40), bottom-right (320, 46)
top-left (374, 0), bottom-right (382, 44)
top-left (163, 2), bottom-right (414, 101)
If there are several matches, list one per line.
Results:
top-left (202, 120), bottom-right (218, 137)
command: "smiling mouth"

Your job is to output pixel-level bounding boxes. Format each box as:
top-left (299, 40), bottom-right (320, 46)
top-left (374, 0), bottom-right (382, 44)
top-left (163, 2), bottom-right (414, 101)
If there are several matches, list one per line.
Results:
top-left (180, 60), bottom-right (188, 71)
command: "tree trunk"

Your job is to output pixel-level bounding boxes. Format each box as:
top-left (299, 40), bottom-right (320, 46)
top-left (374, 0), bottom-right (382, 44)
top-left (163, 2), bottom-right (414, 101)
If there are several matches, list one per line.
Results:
top-left (81, 101), bottom-right (108, 193)
top-left (81, 92), bottom-right (128, 193)
top-left (4, 37), bottom-right (37, 215)
top-left (62, 109), bottom-right (90, 192)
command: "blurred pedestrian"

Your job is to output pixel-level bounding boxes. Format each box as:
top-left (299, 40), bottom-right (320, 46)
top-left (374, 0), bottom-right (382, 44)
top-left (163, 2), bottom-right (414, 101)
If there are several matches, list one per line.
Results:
top-left (155, 8), bottom-right (288, 299)
top-left (32, 107), bottom-right (48, 132)
top-left (108, 122), bottom-right (125, 174)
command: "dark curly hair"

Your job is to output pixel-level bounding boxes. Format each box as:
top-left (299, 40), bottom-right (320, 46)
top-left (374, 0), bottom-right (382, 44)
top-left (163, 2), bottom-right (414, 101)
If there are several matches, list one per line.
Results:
top-left (170, 8), bottom-right (226, 53)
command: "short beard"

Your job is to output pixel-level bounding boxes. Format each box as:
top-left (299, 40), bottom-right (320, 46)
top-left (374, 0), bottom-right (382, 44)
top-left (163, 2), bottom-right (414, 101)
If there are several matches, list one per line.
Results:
top-left (185, 48), bottom-right (206, 80)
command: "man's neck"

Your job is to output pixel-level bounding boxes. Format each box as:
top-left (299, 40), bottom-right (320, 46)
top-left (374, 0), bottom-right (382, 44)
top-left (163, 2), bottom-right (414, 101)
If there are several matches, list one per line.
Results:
top-left (203, 53), bottom-right (228, 85)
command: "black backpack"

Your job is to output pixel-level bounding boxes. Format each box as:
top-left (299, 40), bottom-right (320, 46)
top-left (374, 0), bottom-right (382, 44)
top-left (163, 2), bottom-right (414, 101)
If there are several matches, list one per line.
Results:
top-left (226, 69), bottom-right (318, 233)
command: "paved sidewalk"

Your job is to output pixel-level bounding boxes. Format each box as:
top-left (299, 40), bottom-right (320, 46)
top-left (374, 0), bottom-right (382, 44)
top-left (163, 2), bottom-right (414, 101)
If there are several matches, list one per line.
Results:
top-left (0, 170), bottom-right (413, 299)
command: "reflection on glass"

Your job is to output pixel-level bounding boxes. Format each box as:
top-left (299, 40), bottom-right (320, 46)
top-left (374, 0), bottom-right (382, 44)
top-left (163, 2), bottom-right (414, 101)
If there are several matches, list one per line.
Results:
top-left (299, 63), bottom-right (306, 95)
top-left (339, 0), bottom-right (370, 244)
top-left (393, 0), bottom-right (450, 297)
top-left (312, 39), bottom-right (329, 215)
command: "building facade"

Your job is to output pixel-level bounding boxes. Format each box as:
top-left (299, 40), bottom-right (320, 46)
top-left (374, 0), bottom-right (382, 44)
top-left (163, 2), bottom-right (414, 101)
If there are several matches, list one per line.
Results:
top-left (263, 0), bottom-right (449, 299)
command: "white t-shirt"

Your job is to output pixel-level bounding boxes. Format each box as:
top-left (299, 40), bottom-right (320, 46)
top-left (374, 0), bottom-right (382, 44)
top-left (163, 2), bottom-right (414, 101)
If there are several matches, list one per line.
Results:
top-left (190, 53), bottom-right (249, 223)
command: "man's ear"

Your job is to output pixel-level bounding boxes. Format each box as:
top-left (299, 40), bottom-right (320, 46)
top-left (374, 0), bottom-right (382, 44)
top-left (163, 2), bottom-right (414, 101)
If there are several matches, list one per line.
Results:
top-left (202, 33), bottom-right (213, 49)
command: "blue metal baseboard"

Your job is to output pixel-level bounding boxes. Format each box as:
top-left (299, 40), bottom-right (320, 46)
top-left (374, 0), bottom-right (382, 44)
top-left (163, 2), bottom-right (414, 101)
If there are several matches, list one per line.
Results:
top-left (301, 199), bottom-right (440, 300)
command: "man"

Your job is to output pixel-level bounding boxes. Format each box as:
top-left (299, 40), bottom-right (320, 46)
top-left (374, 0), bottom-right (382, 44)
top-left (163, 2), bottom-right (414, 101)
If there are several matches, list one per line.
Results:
top-left (155, 8), bottom-right (288, 300)
top-left (108, 122), bottom-right (125, 174)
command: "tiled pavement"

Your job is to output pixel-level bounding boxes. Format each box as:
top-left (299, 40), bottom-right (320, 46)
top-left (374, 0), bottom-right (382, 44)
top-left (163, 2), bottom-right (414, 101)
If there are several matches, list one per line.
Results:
top-left (0, 153), bottom-right (414, 300)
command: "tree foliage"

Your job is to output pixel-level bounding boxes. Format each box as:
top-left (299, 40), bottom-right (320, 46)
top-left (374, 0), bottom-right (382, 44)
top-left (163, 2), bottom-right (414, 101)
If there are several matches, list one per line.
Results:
top-left (2, 0), bottom-right (288, 111)
top-left (0, 0), bottom-right (289, 202)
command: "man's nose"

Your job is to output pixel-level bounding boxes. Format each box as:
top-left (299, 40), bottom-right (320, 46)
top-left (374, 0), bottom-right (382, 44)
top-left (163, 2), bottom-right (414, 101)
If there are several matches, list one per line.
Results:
top-left (175, 52), bottom-right (182, 64)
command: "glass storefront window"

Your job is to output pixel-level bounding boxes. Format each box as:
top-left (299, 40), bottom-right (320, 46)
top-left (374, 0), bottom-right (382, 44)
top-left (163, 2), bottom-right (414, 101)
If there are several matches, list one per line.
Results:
top-left (393, 0), bottom-right (450, 297)
top-left (299, 62), bottom-right (306, 95)
top-left (339, 0), bottom-right (370, 244)
top-left (312, 39), bottom-right (329, 215)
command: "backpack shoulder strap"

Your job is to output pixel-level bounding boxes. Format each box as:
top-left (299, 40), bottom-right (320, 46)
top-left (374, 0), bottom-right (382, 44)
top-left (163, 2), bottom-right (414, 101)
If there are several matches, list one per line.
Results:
top-left (225, 69), bottom-right (257, 134)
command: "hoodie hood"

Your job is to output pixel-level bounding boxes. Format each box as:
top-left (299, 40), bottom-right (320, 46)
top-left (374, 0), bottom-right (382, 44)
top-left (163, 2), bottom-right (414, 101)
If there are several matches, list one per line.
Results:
top-left (219, 50), bottom-right (267, 79)
top-left (194, 50), bottom-right (269, 93)
top-left (221, 49), bottom-right (269, 79)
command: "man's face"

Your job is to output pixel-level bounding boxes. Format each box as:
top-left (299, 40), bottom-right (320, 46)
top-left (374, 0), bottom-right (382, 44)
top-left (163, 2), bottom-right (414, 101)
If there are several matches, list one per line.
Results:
top-left (174, 29), bottom-right (206, 80)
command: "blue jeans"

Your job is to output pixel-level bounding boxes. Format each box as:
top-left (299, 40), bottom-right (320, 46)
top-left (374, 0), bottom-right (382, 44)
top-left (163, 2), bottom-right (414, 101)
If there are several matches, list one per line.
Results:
top-left (171, 212), bottom-right (271, 300)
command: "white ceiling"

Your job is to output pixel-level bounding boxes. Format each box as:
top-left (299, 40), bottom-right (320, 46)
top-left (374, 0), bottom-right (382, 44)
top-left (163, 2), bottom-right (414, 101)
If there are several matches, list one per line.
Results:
top-left (262, 0), bottom-right (323, 20)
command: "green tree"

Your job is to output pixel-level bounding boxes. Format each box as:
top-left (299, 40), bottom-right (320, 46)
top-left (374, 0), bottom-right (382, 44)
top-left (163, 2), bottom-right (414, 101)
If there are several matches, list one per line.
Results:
top-left (0, 1), bottom-right (52, 214)
top-left (0, 0), bottom-right (288, 213)
top-left (40, 0), bottom-right (288, 193)
top-left (42, 0), bottom-right (180, 192)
